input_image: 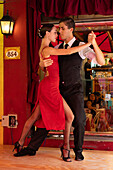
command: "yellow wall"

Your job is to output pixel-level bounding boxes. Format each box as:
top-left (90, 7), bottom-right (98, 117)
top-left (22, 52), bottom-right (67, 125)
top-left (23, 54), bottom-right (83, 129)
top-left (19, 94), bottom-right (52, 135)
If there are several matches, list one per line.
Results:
top-left (0, 1), bottom-right (3, 144)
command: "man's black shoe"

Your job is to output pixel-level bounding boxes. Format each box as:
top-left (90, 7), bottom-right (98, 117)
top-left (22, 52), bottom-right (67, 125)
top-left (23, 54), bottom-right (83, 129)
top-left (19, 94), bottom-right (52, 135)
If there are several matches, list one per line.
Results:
top-left (14, 147), bottom-right (36, 157)
top-left (73, 148), bottom-right (84, 161)
top-left (75, 152), bottom-right (84, 161)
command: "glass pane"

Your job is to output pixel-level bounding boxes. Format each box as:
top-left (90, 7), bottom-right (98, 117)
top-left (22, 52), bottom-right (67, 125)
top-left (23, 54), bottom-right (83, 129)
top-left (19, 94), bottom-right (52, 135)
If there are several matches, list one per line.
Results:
top-left (1, 21), bottom-right (10, 34)
top-left (83, 54), bottom-right (113, 132)
top-left (9, 22), bottom-right (14, 34)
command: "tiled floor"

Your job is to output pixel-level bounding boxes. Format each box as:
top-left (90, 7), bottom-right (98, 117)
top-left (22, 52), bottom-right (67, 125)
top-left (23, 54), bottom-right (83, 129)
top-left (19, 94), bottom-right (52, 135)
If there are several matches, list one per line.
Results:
top-left (0, 145), bottom-right (113, 170)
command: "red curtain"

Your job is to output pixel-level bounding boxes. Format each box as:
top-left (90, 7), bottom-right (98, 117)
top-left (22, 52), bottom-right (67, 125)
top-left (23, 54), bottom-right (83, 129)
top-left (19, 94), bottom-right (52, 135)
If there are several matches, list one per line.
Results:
top-left (27, 0), bottom-right (41, 104)
top-left (37, 0), bottom-right (113, 17)
top-left (27, 0), bottom-right (113, 104)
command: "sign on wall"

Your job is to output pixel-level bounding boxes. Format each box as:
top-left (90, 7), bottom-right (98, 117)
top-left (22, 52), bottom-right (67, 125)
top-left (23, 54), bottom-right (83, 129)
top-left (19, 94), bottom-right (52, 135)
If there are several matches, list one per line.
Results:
top-left (4, 47), bottom-right (20, 60)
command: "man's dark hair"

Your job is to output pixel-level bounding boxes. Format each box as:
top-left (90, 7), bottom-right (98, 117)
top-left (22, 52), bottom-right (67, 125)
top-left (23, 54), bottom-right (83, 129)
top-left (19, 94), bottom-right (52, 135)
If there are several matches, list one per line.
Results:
top-left (59, 17), bottom-right (75, 33)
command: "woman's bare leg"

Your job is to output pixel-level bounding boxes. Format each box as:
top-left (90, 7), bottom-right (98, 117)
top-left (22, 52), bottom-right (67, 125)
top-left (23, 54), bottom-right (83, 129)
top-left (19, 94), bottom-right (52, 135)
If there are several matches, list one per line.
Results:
top-left (18, 104), bottom-right (41, 146)
top-left (62, 98), bottom-right (74, 161)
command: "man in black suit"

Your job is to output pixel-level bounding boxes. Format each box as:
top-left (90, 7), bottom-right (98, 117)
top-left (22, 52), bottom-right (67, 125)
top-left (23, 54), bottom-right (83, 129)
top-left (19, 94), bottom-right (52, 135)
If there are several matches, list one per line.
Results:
top-left (56, 17), bottom-right (104, 160)
top-left (14, 17), bottom-right (105, 161)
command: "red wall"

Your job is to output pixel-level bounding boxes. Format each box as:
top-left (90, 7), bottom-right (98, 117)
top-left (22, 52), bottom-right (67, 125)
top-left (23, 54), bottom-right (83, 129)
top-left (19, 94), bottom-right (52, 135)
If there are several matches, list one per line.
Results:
top-left (4, 0), bottom-right (31, 145)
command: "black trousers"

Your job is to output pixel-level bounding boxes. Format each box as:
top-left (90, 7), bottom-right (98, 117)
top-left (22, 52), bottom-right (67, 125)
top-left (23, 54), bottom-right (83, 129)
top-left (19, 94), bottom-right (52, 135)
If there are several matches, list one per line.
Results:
top-left (86, 79), bottom-right (91, 96)
top-left (60, 82), bottom-right (86, 152)
top-left (28, 128), bottom-right (49, 151)
top-left (64, 92), bottom-right (86, 152)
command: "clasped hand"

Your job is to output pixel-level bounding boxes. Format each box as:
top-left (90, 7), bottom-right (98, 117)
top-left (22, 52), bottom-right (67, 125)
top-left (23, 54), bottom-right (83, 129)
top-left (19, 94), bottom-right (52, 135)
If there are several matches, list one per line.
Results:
top-left (88, 31), bottom-right (96, 45)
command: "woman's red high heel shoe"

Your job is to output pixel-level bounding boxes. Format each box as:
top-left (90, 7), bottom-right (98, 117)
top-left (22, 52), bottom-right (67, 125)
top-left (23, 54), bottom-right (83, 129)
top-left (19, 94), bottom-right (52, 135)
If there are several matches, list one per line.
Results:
top-left (13, 141), bottom-right (23, 153)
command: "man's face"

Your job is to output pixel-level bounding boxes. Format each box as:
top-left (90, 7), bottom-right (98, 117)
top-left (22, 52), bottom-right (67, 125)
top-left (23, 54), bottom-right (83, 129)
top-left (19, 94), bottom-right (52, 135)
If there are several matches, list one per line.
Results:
top-left (59, 22), bottom-right (72, 41)
top-left (88, 59), bottom-right (91, 63)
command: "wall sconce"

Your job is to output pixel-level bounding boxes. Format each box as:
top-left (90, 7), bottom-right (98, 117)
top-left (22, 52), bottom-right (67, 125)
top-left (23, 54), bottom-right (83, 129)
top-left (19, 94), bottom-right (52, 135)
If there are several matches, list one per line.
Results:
top-left (0, 10), bottom-right (14, 36)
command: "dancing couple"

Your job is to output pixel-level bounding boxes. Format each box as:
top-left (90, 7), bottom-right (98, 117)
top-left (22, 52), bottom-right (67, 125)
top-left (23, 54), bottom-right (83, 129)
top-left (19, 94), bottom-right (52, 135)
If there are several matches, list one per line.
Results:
top-left (13, 17), bottom-right (105, 162)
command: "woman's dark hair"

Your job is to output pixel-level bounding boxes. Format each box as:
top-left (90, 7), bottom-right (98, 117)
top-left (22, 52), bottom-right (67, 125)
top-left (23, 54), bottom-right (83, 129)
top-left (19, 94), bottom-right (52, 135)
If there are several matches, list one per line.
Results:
top-left (59, 17), bottom-right (75, 33)
top-left (38, 24), bottom-right (54, 39)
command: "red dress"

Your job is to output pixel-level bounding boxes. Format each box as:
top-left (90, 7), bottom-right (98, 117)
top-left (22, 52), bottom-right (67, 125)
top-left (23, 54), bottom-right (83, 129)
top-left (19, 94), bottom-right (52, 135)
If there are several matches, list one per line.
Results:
top-left (35, 55), bottom-right (65, 130)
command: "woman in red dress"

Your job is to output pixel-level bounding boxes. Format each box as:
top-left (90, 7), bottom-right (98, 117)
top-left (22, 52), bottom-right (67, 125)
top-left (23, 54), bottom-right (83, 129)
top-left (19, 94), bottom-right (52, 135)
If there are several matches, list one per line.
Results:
top-left (13, 24), bottom-right (93, 161)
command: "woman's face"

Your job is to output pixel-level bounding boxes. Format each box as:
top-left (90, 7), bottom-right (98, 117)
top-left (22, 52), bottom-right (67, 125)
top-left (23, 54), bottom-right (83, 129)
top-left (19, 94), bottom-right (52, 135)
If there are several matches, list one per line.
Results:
top-left (49, 26), bottom-right (57, 42)
top-left (90, 94), bottom-right (95, 101)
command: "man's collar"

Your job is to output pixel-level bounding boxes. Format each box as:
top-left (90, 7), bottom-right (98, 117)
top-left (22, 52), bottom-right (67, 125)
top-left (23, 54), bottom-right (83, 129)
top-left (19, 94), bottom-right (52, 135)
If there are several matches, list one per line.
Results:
top-left (64, 37), bottom-right (76, 47)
